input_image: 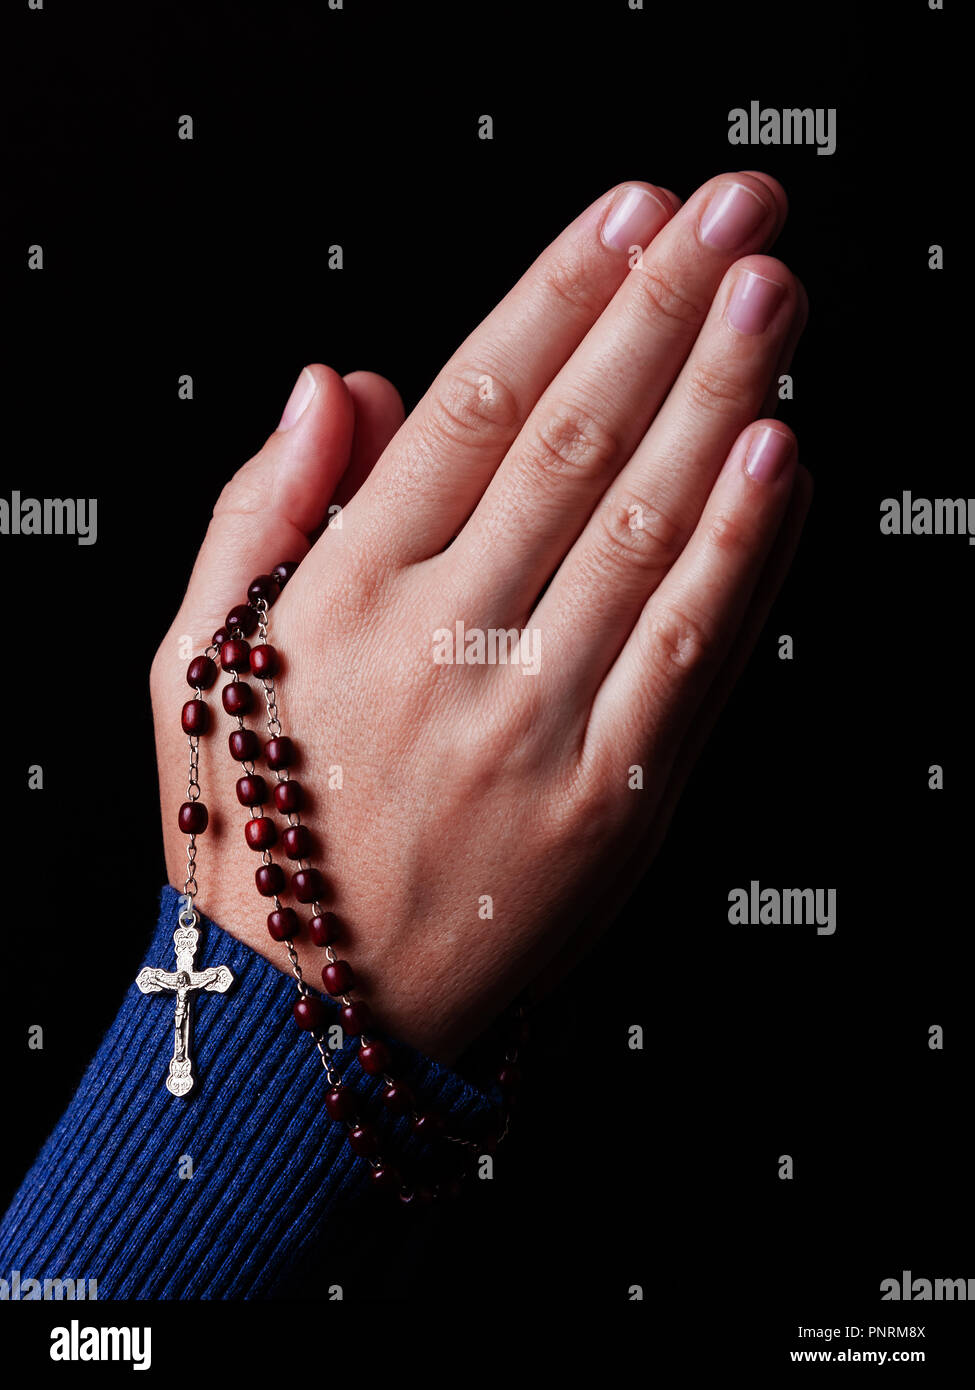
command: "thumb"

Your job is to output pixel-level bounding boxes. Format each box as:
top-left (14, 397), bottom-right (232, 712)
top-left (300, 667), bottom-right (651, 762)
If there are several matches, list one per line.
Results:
top-left (180, 363), bottom-right (355, 636)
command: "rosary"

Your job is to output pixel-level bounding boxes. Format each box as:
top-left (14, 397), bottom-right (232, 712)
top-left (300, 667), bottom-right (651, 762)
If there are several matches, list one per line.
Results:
top-left (136, 562), bottom-right (523, 1205)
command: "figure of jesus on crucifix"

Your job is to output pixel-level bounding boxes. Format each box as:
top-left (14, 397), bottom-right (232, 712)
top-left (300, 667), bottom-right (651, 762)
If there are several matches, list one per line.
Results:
top-left (136, 920), bottom-right (234, 1096)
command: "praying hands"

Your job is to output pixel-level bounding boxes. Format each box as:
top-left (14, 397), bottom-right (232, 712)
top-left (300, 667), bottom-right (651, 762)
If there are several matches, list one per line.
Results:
top-left (150, 170), bottom-right (810, 1064)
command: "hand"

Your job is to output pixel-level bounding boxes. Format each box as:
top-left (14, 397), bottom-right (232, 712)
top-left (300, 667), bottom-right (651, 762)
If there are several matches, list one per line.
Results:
top-left (150, 171), bottom-right (810, 1062)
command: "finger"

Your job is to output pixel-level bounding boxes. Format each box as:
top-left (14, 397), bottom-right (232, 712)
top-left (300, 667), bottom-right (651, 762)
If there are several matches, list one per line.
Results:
top-left (529, 465), bottom-right (811, 1004)
top-left (447, 172), bottom-right (788, 615)
top-left (178, 364), bottom-right (355, 638)
top-left (585, 419), bottom-right (797, 770)
top-left (346, 181), bottom-right (677, 565)
top-left (332, 371), bottom-right (406, 508)
top-left (535, 254), bottom-right (800, 697)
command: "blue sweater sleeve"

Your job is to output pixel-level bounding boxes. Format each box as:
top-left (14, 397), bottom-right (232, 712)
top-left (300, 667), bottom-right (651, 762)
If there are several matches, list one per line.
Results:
top-left (0, 885), bottom-right (499, 1299)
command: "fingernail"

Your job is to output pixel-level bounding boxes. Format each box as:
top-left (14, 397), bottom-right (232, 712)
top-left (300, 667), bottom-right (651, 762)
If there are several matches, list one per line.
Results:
top-left (700, 181), bottom-right (770, 251)
top-left (601, 186), bottom-right (670, 252)
top-left (727, 270), bottom-right (786, 335)
top-left (744, 425), bottom-right (793, 483)
top-left (278, 368), bottom-right (317, 431)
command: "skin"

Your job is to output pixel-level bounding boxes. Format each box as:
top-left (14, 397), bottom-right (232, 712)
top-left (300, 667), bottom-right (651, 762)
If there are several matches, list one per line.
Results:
top-left (150, 170), bottom-right (811, 1063)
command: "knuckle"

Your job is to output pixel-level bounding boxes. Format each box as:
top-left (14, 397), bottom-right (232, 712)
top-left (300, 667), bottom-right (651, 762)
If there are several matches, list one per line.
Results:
top-left (631, 263), bottom-right (703, 330)
top-left (645, 601), bottom-right (715, 676)
top-left (593, 492), bottom-right (684, 575)
top-left (541, 249), bottom-right (607, 319)
top-left (684, 359), bottom-right (745, 420)
top-left (705, 508), bottom-right (751, 558)
top-left (423, 363), bottom-right (520, 452)
top-left (212, 462), bottom-right (265, 519)
top-left (523, 403), bottom-right (619, 489)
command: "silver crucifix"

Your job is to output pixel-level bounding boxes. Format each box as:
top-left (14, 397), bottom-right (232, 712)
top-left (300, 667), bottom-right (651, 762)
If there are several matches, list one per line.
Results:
top-left (136, 912), bottom-right (234, 1096)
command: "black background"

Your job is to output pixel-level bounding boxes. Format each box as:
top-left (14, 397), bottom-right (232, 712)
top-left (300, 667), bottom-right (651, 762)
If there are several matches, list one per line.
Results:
top-left (2, 0), bottom-right (970, 1370)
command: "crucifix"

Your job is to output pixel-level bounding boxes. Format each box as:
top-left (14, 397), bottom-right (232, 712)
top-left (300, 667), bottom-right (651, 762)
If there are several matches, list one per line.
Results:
top-left (136, 916), bottom-right (234, 1096)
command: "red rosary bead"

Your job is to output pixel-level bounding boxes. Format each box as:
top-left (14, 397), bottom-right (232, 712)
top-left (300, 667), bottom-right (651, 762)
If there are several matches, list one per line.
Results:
top-left (178, 801), bottom-right (208, 834)
top-left (381, 1081), bottom-right (414, 1114)
top-left (310, 913), bottom-right (338, 947)
top-left (322, 960), bottom-right (355, 995)
top-left (220, 639), bottom-right (251, 673)
top-left (244, 816), bottom-right (277, 850)
top-left (282, 825), bottom-right (312, 860)
top-left (255, 863), bottom-right (285, 897)
top-left (248, 574), bottom-right (278, 607)
top-left (272, 560), bottom-right (298, 588)
top-left (293, 995), bottom-right (325, 1031)
top-left (324, 1086), bottom-right (357, 1122)
top-left (222, 682), bottom-right (253, 716)
top-left (229, 729), bottom-right (261, 762)
top-left (236, 774), bottom-right (268, 807)
top-left (498, 1062), bottom-right (522, 1093)
top-left (347, 1124), bottom-right (379, 1157)
top-left (292, 868), bottom-right (324, 903)
top-left (225, 604), bottom-right (258, 637)
top-left (411, 1111), bottom-right (445, 1140)
top-left (186, 656), bottom-right (217, 690)
top-left (273, 780), bottom-right (303, 814)
top-left (181, 700), bottom-right (210, 735)
top-left (265, 736), bottom-right (295, 769)
top-left (267, 908), bottom-right (299, 941)
top-left (211, 627), bottom-right (230, 649)
top-left (370, 1164), bottom-right (400, 1192)
top-left (250, 644), bottom-right (279, 678)
top-left (358, 1040), bottom-right (390, 1075)
top-left (339, 1000), bottom-right (373, 1034)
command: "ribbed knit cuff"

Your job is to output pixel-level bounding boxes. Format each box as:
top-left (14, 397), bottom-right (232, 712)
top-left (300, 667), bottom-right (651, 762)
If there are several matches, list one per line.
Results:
top-left (0, 885), bottom-right (500, 1299)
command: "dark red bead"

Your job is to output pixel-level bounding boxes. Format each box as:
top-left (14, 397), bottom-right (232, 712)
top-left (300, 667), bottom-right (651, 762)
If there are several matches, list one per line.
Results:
top-left (220, 639), bottom-right (251, 673)
top-left (293, 995), bottom-right (325, 1031)
top-left (310, 912), bottom-right (338, 947)
top-left (282, 824), bottom-right (312, 860)
top-left (265, 736), bottom-right (295, 769)
top-left (222, 682), bottom-right (253, 716)
top-left (347, 1124), bottom-right (379, 1157)
top-left (236, 774), bottom-right (268, 807)
top-left (248, 574), bottom-right (278, 607)
top-left (178, 801), bottom-right (208, 834)
top-left (274, 780), bottom-right (303, 814)
top-left (229, 728), bottom-right (261, 762)
top-left (498, 1063), bottom-right (522, 1092)
top-left (358, 1040), bottom-right (391, 1075)
top-left (267, 908), bottom-right (299, 941)
top-left (225, 604), bottom-right (258, 637)
top-left (272, 561), bottom-right (298, 588)
top-left (370, 1164), bottom-right (400, 1192)
top-left (244, 816), bottom-right (277, 850)
top-left (255, 863), bottom-right (285, 897)
top-left (292, 868), bottom-right (324, 903)
top-left (250, 644), bottom-right (279, 678)
top-left (339, 1000), bottom-right (373, 1034)
top-left (186, 656), bottom-right (217, 690)
top-left (181, 699), bottom-right (210, 735)
top-left (382, 1082), bottom-right (415, 1114)
top-left (211, 627), bottom-right (230, 649)
top-left (322, 959), bottom-right (355, 995)
top-left (412, 1111), bottom-right (444, 1140)
top-left (324, 1086), bottom-right (357, 1122)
